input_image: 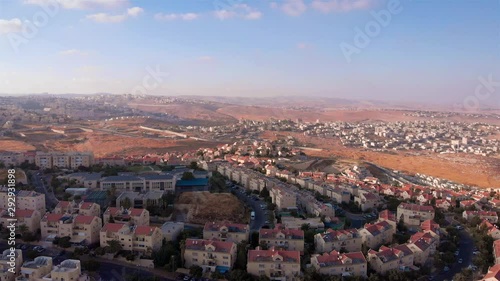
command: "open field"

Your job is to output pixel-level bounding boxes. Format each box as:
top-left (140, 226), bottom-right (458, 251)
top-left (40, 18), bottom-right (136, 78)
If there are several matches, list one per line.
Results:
top-left (40, 132), bottom-right (222, 157)
top-left (0, 139), bottom-right (36, 152)
top-left (262, 131), bottom-right (500, 188)
top-left (174, 192), bottom-right (247, 224)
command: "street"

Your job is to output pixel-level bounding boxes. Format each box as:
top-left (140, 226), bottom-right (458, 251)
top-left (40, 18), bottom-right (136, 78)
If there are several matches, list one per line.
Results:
top-left (31, 172), bottom-right (59, 210)
top-left (434, 229), bottom-right (474, 281)
top-left (231, 186), bottom-right (266, 231)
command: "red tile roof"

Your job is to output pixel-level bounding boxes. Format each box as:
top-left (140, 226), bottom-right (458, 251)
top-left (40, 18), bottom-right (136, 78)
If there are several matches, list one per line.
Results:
top-left (185, 239), bottom-right (235, 253)
top-left (248, 247), bottom-right (300, 263)
top-left (74, 215), bottom-right (96, 225)
top-left (44, 213), bottom-right (64, 222)
top-left (16, 209), bottom-right (35, 218)
top-left (134, 226), bottom-right (158, 236)
top-left (101, 223), bottom-right (127, 233)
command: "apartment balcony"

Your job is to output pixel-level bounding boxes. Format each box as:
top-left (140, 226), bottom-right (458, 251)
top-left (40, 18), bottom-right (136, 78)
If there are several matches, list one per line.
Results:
top-left (270, 270), bottom-right (285, 278)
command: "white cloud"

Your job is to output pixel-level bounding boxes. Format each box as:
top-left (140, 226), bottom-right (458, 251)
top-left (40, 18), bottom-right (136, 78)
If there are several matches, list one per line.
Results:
top-left (155, 13), bottom-right (199, 21)
top-left (214, 4), bottom-right (262, 20)
top-left (0, 18), bottom-right (23, 34)
top-left (59, 49), bottom-right (88, 56)
top-left (24, 0), bottom-right (127, 10)
top-left (280, 0), bottom-right (307, 16)
top-left (86, 6), bottom-right (143, 23)
top-left (311, 0), bottom-right (376, 13)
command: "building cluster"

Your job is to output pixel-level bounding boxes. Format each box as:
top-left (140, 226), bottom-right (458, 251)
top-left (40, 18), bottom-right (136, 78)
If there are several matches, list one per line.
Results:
top-left (1, 250), bottom-right (90, 281)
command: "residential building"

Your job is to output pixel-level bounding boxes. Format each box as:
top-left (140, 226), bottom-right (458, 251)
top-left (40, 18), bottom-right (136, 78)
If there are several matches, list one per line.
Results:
top-left (184, 239), bottom-right (237, 273)
top-left (35, 152), bottom-right (94, 169)
top-left (377, 210), bottom-right (397, 229)
top-left (359, 221), bottom-right (395, 250)
top-left (354, 191), bottom-right (382, 212)
top-left (270, 186), bottom-right (297, 210)
top-left (15, 256), bottom-right (53, 281)
top-left (397, 203), bottom-right (435, 226)
top-left (406, 232), bottom-right (438, 265)
top-left (0, 209), bottom-right (41, 233)
top-left (314, 229), bottom-right (362, 253)
top-left (115, 191), bottom-right (165, 209)
top-left (203, 222), bottom-right (250, 244)
top-left (247, 247), bottom-right (301, 281)
top-left (259, 226), bottom-right (305, 252)
top-left (54, 201), bottom-right (101, 217)
top-left (367, 245), bottom-right (415, 274)
top-left (0, 189), bottom-right (46, 216)
top-left (310, 250), bottom-right (367, 278)
top-left (160, 222), bottom-right (184, 242)
top-left (40, 214), bottom-right (102, 245)
top-left (0, 249), bottom-right (22, 281)
top-left (100, 223), bottom-right (163, 253)
top-left (47, 259), bottom-right (89, 281)
top-left (103, 207), bottom-right (150, 226)
top-left (100, 174), bottom-right (176, 193)
top-left (463, 211), bottom-right (498, 223)
top-left (481, 220), bottom-right (500, 240)
top-left (482, 264), bottom-right (500, 281)
top-left (493, 240), bottom-right (500, 265)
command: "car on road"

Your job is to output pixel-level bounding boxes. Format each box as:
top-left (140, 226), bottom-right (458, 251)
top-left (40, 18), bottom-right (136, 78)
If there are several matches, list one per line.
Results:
top-left (20, 244), bottom-right (29, 250)
top-left (458, 258), bottom-right (463, 264)
top-left (443, 266), bottom-right (450, 272)
top-left (454, 251), bottom-right (459, 256)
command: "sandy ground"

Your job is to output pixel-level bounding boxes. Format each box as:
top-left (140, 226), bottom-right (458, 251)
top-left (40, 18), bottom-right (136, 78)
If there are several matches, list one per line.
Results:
top-left (174, 192), bottom-right (246, 224)
top-left (262, 131), bottom-right (500, 188)
top-left (0, 140), bottom-right (36, 151)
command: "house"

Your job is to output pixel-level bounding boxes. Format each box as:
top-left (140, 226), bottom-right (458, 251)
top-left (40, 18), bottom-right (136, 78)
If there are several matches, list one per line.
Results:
top-left (35, 152), bottom-right (94, 169)
top-left (434, 199), bottom-right (452, 211)
top-left (103, 207), bottom-right (150, 226)
top-left (161, 222), bottom-right (184, 242)
top-left (247, 247), bottom-right (301, 281)
top-left (310, 250), bottom-right (367, 278)
top-left (203, 222), bottom-right (250, 244)
top-left (0, 188), bottom-right (46, 216)
top-left (481, 264), bottom-right (500, 281)
top-left (0, 249), bottom-right (22, 281)
top-left (354, 191), bottom-right (381, 212)
top-left (480, 220), bottom-right (500, 240)
top-left (16, 256), bottom-right (53, 281)
top-left (270, 186), bottom-right (297, 210)
top-left (397, 203), bottom-right (435, 226)
top-left (259, 226), bottom-right (305, 253)
top-left (494, 240), bottom-right (500, 265)
top-left (54, 201), bottom-right (101, 217)
top-left (0, 209), bottom-right (41, 233)
top-left (377, 210), bottom-right (397, 229)
top-left (406, 232), bottom-right (438, 265)
top-left (100, 223), bottom-right (163, 253)
top-left (314, 229), bottom-right (362, 253)
top-left (115, 191), bottom-right (165, 209)
top-left (184, 239), bottom-right (237, 274)
top-left (45, 259), bottom-right (89, 281)
top-left (463, 211), bottom-right (498, 223)
top-left (367, 245), bottom-right (415, 274)
top-left (420, 220), bottom-right (440, 241)
top-left (41, 214), bottom-right (102, 245)
top-left (459, 200), bottom-right (476, 209)
top-left (359, 221), bottom-right (395, 250)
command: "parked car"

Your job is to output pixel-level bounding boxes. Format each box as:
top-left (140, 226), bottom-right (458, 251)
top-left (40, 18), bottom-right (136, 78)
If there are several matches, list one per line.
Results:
top-left (443, 266), bottom-right (450, 272)
top-left (458, 258), bottom-right (463, 264)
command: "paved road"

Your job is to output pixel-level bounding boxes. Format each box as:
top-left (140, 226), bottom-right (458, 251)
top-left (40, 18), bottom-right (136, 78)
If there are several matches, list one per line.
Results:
top-left (434, 229), bottom-right (474, 281)
top-left (31, 172), bottom-right (59, 210)
top-left (231, 186), bottom-right (266, 231)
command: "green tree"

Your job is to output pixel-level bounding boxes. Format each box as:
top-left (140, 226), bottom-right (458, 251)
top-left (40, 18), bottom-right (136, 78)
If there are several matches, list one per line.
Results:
top-left (189, 265), bottom-right (203, 278)
top-left (260, 186), bottom-right (270, 198)
top-left (106, 240), bottom-right (123, 253)
top-left (235, 241), bottom-right (248, 270)
top-left (121, 197), bottom-right (132, 209)
top-left (181, 172), bottom-right (195, 180)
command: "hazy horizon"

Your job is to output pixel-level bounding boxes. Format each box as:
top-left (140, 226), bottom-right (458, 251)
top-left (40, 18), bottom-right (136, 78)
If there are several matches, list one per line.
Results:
top-left (1, 0), bottom-right (499, 107)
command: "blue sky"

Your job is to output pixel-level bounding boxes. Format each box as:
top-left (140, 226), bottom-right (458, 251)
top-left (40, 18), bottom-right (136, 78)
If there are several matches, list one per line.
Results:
top-left (0, 0), bottom-right (499, 105)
